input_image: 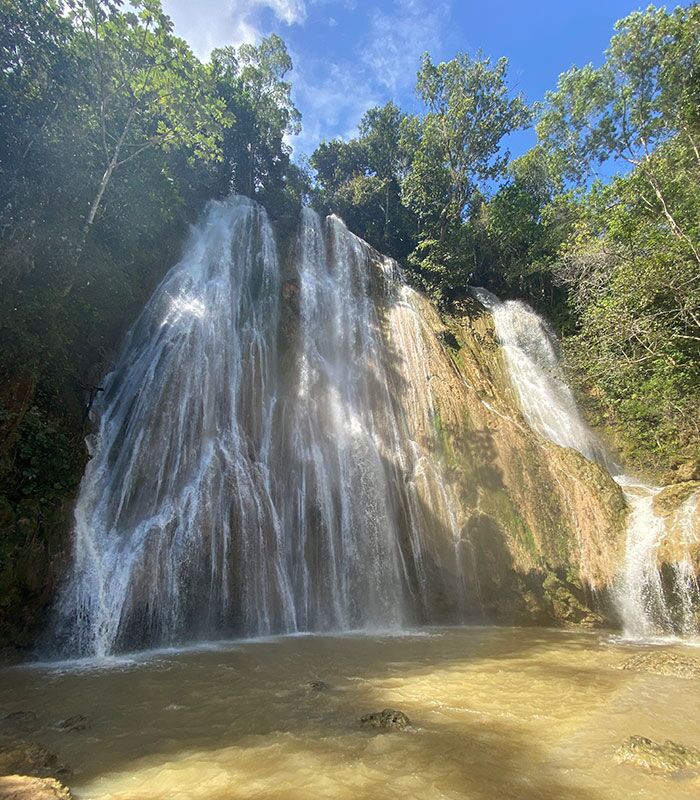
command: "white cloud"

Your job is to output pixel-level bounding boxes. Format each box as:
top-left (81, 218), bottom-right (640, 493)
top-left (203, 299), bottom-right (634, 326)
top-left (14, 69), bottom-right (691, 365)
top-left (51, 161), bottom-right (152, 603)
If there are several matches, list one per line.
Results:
top-left (162, 0), bottom-right (308, 58)
top-left (288, 58), bottom-right (378, 154)
top-left (362, 0), bottom-right (448, 93)
top-left (288, 0), bottom-right (452, 156)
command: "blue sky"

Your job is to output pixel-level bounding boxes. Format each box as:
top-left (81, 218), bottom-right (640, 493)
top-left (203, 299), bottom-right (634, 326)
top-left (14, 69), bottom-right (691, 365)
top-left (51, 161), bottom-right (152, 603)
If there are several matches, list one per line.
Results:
top-left (161, 0), bottom-right (663, 160)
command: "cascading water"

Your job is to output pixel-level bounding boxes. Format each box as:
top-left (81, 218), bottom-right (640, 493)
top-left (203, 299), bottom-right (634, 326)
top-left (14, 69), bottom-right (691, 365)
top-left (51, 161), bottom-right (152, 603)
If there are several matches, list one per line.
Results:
top-left (474, 287), bottom-right (700, 639)
top-left (55, 196), bottom-right (470, 657)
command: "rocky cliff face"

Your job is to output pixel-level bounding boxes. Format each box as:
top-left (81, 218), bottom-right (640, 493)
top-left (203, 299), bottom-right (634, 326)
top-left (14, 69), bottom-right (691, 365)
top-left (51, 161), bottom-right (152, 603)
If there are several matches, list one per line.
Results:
top-left (369, 275), bottom-right (626, 628)
top-left (381, 278), bottom-right (699, 630)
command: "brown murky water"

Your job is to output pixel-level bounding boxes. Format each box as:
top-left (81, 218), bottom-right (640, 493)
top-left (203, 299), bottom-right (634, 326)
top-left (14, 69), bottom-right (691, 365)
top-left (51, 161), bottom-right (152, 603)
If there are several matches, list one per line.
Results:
top-left (1, 627), bottom-right (699, 799)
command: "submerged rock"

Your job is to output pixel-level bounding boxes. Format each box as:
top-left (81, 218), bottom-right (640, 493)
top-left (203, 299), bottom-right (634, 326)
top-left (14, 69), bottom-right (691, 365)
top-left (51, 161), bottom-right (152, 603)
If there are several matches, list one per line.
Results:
top-left (619, 652), bottom-right (700, 679)
top-left (360, 708), bottom-right (411, 731)
top-left (0, 713), bottom-right (39, 734)
top-left (306, 681), bottom-right (329, 692)
top-left (0, 743), bottom-right (66, 778)
top-left (0, 775), bottom-right (72, 800)
top-left (1, 713), bottom-right (37, 725)
top-left (615, 735), bottom-right (700, 773)
top-left (54, 716), bottom-right (88, 733)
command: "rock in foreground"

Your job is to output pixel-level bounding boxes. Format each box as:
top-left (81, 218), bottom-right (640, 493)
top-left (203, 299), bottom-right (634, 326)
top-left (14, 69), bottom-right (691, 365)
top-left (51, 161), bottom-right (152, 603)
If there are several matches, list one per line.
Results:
top-left (619, 652), bottom-right (700, 679)
top-left (0, 743), bottom-right (65, 777)
top-left (360, 708), bottom-right (411, 731)
top-left (615, 736), bottom-right (700, 773)
top-left (0, 775), bottom-right (72, 800)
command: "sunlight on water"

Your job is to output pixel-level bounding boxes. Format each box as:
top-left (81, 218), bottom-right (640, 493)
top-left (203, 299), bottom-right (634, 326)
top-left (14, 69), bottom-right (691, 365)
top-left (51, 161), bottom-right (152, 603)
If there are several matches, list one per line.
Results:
top-left (2, 628), bottom-right (699, 799)
top-left (160, 293), bottom-right (207, 327)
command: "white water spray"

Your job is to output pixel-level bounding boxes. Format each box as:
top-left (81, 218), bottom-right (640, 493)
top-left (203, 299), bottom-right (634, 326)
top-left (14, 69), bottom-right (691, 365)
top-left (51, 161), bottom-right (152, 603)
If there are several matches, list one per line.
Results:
top-left (474, 287), bottom-right (699, 638)
top-left (55, 197), bottom-right (469, 657)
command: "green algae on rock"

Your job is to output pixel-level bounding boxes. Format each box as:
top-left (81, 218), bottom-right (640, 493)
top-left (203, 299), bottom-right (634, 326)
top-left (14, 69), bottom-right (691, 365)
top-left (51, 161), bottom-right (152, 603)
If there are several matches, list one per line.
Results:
top-left (615, 736), bottom-right (700, 773)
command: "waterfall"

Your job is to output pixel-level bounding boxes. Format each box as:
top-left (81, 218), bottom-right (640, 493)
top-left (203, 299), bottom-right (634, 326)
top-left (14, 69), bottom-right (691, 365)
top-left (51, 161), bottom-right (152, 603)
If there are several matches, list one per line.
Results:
top-left (474, 287), bottom-right (699, 639)
top-left (55, 197), bottom-right (469, 657)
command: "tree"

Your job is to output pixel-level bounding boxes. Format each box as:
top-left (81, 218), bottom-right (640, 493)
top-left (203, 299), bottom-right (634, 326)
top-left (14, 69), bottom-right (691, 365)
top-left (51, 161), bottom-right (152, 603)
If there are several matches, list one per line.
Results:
top-left (210, 34), bottom-right (301, 210)
top-left (311, 103), bottom-right (417, 257)
top-left (0, 0), bottom-right (72, 226)
top-left (537, 4), bottom-right (700, 264)
top-left (358, 102), bottom-right (409, 248)
top-left (66, 0), bottom-right (229, 260)
top-left (401, 51), bottom-right (530, 300)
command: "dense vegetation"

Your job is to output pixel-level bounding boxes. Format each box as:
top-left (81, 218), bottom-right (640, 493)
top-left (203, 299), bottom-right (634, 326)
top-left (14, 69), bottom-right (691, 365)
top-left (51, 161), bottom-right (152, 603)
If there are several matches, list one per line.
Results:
top-left (0, 0), bottom-right (697, 646)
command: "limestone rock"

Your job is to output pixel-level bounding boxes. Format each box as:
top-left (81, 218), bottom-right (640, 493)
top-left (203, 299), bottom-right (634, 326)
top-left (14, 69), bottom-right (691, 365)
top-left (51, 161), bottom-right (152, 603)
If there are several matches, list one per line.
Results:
top-left (542, 572), bottom-right (604, 628)
top-left (615, 735), bottom-right (700, 773)
top-left (360, 708), bottom-right (411, 731)
top-left (619, 651), bottom-right (700, 679)
top-left (0, 775), bottom-right (72, 800)
top-left (653, 482), bottom-right (700, 517)
top-left (674, 461), bottom-right (700, 483)
top-left (0, 743), bottom-right (65, 778)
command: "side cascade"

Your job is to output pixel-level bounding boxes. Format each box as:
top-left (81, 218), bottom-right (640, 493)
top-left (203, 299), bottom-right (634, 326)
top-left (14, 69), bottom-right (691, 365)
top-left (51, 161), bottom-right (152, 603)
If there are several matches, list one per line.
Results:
top-left (54, 196), bottom-right (470, 657)
top-left (473, 287), bottom-right (700, 639)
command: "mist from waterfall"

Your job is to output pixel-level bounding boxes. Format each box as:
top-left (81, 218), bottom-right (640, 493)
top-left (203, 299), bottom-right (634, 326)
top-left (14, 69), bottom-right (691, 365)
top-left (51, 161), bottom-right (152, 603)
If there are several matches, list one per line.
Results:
top-left (55, 196), bottom-right (470, 657)
top-left (473, 287), bottom-right (699, 639)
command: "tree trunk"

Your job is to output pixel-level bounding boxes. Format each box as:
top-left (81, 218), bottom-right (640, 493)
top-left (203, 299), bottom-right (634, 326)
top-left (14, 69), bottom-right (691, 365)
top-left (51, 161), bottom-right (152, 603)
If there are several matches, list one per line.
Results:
top-left (644, 164), bottom-right (700, 266)
top-left (384, 179), bottom-right (390, 248)
top-left (79, 160), bottom-right (115, 251)
top-left (61, 159), bottom-right (117, 298)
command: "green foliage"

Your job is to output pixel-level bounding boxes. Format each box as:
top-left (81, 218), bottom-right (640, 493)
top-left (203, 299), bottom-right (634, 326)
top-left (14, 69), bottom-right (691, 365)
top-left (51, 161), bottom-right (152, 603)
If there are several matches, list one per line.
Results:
top-left (14, 406), bottom-right (81, 504)
top-left (536, 4), bottom-right (700, 473)
top-left (311, 102), bottom-right (416, 257)
top-left (210, 34), bottom-right (305, 217)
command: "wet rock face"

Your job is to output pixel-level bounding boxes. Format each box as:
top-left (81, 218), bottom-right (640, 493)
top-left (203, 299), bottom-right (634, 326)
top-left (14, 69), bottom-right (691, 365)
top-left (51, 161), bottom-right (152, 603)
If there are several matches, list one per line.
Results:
top-left (615, 735), bottom-right (700, 773)
top-left (0, 775), bottom-right (72, 800)
top-left (0, 743), bottom-right (66, 778)
top-left (360, 708), bottom-right (411, 731)
top-left (619, 651), bottom-right (700, 679)
top-left (417, 296), bottom-right (628, 627)
top-left (542, 572), bottom-right (605, 628)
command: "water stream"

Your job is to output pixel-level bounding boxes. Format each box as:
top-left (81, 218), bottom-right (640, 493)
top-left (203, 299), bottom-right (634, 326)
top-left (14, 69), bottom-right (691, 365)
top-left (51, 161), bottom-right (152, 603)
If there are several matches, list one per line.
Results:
top-left (473, 288), bottom-right (699, 639)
